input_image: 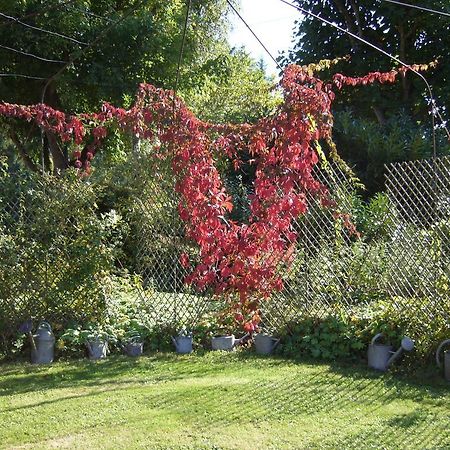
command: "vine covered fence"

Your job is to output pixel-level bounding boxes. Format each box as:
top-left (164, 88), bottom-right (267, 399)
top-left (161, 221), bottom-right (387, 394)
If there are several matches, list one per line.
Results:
top-left (1, 153), bottom-right (449, 355)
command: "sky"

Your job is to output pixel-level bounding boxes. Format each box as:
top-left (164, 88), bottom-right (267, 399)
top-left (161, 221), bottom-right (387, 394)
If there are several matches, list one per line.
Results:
top-left (228, 0), bottom-right (304, 76)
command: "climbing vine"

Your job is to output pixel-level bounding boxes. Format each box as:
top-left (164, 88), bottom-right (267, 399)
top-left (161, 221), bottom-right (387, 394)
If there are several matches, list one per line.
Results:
top-left (0, 62), bottom-right (431, 331)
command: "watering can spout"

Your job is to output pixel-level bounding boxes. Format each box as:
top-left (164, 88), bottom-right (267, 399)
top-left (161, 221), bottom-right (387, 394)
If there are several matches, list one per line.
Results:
top-left (387, 337), bottom-right (415, 367)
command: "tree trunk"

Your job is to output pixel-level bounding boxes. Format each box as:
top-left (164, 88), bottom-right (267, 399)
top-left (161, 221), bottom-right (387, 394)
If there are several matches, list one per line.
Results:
top-left (332, 0), bottom-right (359, 52)
top-left (372, 106), bottom-right (387, 127)
top-left (42, 81), bottom-right (68, 174)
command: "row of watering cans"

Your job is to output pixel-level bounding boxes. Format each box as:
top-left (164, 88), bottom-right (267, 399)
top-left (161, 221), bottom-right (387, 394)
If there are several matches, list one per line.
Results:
top-left (174, 333), bottom-right (279, 354)
top-left (26, 321), bottom-right (140, 362)
top-left (24, 322), bottom-right (450, 380)
top-left (27, 322), bottom-right (279, 363)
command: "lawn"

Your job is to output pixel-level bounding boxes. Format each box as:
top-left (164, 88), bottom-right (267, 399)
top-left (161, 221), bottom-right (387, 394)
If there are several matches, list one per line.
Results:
top-left (0, 352), bottom-right (448, 450)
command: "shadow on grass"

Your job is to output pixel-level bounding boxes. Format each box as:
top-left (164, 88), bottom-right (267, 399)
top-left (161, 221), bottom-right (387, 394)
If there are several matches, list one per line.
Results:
top-left (1, 351), bottom-right (448, 448)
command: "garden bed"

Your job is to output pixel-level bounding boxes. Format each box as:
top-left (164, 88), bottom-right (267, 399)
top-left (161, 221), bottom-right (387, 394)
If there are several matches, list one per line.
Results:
top-left (0, 353), bottom-right (448, 449)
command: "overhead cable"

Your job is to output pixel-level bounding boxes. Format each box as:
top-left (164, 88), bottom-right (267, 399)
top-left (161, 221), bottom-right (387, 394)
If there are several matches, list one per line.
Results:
top-left (381, 0), bottom-right (450, 18)
top-left (0, 11), bottom-right (87, 45)
top-left (0, 0), bottom-right (78, 28)
top-left (173, 0), bottom-right (192, 111)
top-left (41, 0), bottom-right (148, 103)
top-left (0, 73), bottom-right (46, 80)
top-left (226, 0), bottom-right (283, 72)
top-left (277, 0), bottom-right (450, 152)
top-left (0, 44), bottom-right (67, 64)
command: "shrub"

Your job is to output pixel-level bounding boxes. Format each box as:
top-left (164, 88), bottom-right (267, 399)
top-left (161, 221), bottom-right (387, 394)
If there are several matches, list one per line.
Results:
top-left (0, 165), bottom-right (123, 355)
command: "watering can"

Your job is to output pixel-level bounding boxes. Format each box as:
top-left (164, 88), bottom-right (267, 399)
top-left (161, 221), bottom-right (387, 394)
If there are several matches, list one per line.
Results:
top-left (172, 334), bottom-right (193, 354)
top-left (124, 336), bottom-right (144, 357)
top-left (30, 321), bottom-right (55, 364)
top-left (254, 333), bottom-right (280, 355)
top-left (436, 339), bottom-right (450, 381)
top-left (211, 334), bottom-right (249, 351)
top-left (367, 333), bottom-right (414, 371)
top-left (86, 338), bottom-right (108, 360)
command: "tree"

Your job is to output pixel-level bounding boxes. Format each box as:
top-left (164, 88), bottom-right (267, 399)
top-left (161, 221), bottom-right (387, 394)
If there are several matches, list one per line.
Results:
top-left (185, 47), bottom-right (280, 124)
top-left (0, 0), bottom-right (231, 173)
top-left (282, 0), bottom-right (450, 194)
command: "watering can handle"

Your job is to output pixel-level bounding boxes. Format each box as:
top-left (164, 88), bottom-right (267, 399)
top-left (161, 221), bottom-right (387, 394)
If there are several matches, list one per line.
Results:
top-left (234, 333), bottom-right (250, 346)
top-left (38, 321), bottom-right (53, 332)
top-left (371, 333), bottom-right (384, 346)
top-left (435, 339), bottom-right (450, 368)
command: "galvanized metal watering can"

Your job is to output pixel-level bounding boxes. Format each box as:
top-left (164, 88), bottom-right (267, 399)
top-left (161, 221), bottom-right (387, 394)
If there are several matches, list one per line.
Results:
top-left (31, 321), bottom-right (55, 364)
top-left (211, 334), bottom-right (249, 351)
top-left (368, 333), bottom-right (414, 371)
top-left (86, 338), bottom-right (108, 360)
top-left (172, 334), bottom-right (193, 354)
top-left (254, 333), bottom-right (280, 355)
top-left (123, 336), bottom-right (144, 357)
top-left (436, 339), bottom-right (450, 381)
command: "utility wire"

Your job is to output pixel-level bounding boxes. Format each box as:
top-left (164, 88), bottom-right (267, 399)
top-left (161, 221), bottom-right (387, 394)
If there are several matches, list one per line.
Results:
top-left (0, 0), bottom-right (78, 28)
top-left (226, 0), bottom-right (283, 72)
top-left (381, 0), bottom-right (450, 18)
top-left (277, 0), bottom-right (450, 153)
top-left (173, 0), bottom-right (192, 112)
top-left (0, 73), bottom-right (46, 80)
top-left (0, 11), bottom-right (87, 45)
top-left (41, 0), bottom-right (147, 103)
top-left (0, 44), bottom-right (67, 64)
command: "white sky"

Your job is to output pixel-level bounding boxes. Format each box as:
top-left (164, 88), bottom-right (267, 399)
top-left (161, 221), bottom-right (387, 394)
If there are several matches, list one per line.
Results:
top-left (228, 0), bottom-right (303, 76)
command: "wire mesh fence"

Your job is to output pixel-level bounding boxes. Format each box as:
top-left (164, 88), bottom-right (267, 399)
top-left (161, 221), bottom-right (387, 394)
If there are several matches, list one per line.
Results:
top-left (1, 153), bottom-right (449, 353)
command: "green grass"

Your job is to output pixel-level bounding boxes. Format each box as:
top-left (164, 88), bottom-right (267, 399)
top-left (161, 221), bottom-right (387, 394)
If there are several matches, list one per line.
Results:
top-left (0, 352), bottom-right (448, 450)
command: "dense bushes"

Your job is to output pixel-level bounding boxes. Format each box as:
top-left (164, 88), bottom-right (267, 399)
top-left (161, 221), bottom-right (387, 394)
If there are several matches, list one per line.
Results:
top-left (0, 163), bottom-right (123, 354)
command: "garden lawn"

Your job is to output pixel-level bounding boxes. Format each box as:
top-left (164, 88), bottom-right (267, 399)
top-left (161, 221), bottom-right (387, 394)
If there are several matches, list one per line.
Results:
top-left (0, 352), bottom-right (448, 450)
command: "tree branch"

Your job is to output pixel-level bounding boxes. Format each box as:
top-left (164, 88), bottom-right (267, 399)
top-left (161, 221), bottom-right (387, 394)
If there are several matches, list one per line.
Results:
top-left (8, 127), bottom-right (39, 172)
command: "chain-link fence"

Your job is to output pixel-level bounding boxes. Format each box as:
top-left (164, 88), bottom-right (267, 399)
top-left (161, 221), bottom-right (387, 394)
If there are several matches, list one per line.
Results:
top-left (1, 153), bottom-right (449, 354)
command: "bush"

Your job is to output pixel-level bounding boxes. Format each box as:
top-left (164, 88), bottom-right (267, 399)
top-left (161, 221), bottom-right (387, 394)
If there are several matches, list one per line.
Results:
top-left (0, 165), bottom-right (124, 355)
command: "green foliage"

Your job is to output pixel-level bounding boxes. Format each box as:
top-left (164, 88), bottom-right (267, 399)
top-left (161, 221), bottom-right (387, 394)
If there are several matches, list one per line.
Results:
top-left (282, 0), bottom-right (450, 195)
top-left (185, 48), bottom-right (281, 124)
top-left (278, 316), bottom-right (365, 360)
top-left (0, 0), bottom-right (233, 171)
top-left (277, 300), bottom-right (407, 362)
top-left (350, 191), bottom-right (396, 241)
top-left (0, 164), bottom-right (123, 354)
top-left (334, 111), bottom-right (450, 194)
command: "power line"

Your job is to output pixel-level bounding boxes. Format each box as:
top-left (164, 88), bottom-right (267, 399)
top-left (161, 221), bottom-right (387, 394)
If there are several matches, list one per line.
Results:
top-left (0, 0), bottom-right (78, 28)
top-left (0, 44), bottom-right (67, 64)
top-left (41, 0), bottom-right (148, 103)
top-left (0, 11), bottom-right (87, 46)
top-left (0, 73), bottom-right (46, 80)
top-left (277, 0), bottom-right (450, 151)
top-left (226, 0), bottom-right (283, 72)
top-left (173, 0), bottom-right (192, 111)
top-left (381, 0), bottom-right (450, 18)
